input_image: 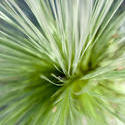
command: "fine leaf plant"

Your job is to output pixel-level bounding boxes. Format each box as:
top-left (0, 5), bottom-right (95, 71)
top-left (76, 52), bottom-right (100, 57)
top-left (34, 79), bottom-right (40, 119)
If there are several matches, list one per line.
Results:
top-left (0, 0), bottom-right (125, 125)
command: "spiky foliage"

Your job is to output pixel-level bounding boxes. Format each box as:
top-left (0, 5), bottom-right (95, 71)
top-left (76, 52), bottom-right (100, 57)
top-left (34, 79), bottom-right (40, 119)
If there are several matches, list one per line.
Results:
top-left (0, 0), bottom-right (125, 125)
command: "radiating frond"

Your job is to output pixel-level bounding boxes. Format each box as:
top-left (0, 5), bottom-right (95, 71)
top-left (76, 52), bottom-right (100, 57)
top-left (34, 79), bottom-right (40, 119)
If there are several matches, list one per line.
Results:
top-left (0, 0), bottom-right (125, 124)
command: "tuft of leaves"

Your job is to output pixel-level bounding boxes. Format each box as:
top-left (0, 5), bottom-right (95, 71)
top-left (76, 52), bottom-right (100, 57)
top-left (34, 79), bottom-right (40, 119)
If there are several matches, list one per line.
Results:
top-left (0, 0), bottom-right (125, 125)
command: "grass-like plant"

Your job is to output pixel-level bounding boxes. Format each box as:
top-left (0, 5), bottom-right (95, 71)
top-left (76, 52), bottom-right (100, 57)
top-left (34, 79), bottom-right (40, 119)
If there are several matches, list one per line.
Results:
top-left (0, 0), bottom-right (125, 125)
